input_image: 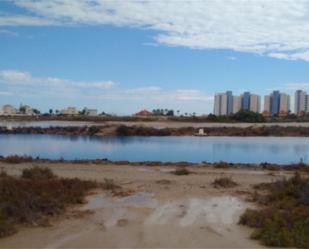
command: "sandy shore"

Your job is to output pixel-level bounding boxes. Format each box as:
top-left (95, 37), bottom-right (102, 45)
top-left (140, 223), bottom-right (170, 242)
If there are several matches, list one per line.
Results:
top-left (0, 162), bottom-right (298, 248)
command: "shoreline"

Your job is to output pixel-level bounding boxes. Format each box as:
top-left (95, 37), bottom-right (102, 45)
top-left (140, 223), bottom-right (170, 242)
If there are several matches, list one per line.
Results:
top-left (2, 124), bottom-right (309, 136)
top-left (1, 156), bottom-right (308, 172)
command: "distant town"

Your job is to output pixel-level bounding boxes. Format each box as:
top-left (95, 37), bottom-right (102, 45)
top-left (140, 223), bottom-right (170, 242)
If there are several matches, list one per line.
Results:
top-left (0, 89), bottom-right (308, 118)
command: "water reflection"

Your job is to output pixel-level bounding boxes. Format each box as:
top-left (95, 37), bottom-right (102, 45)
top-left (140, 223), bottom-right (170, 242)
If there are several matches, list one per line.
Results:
top-left (0, 121), bottom-right (93, 128)
top-left (0, 134), bottom-right (309, 164)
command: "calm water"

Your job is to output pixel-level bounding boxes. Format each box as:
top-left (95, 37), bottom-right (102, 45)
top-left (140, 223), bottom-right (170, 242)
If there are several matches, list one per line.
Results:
top-left (0, 121), bottom-right (93, 128)
top-left (0, 134), bottom-right (308, 164)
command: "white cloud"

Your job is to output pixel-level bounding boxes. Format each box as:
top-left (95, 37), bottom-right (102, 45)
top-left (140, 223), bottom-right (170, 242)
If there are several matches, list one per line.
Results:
top-left (0, 29), bottom-right (18, 36)
top-left (0, 91), bottom-right (13, 96)
top-left (0, 15), bottom-right (55, 26)
top-left (0, 70), bottom-right (115, 89)
top-left (1, 0), bottom-right (309, 60)
top-left (0, 69), bottom-right (213, 113)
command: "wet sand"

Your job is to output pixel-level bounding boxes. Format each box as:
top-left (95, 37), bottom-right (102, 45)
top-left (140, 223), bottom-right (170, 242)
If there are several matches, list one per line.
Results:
top-left (0, 163), bottom-right (296, 248)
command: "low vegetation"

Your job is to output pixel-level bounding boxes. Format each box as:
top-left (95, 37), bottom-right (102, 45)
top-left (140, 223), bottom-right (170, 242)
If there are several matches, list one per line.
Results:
top-left (0, 167), bottom-right (98, 238)
top-left (21, 166), bottom-right (56, 180)
top-left (212, 177), bottom-right (238, 188)
top-left (2, 155), bottom-right (34, 164)
top-left (239, 173), bottom-right (309, 248)
top-left (173, 168), bottom-right (191, 175)
top-left (116, 125), bottom-right (171, 136)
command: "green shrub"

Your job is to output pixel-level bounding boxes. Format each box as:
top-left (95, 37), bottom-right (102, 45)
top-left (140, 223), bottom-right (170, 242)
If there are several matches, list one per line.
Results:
top-left (239, 173), bottom-right (309, 248)
top-left (174, 168), bottom-right (190, 175)
top-left (22, 167), bottom-right (56, 180)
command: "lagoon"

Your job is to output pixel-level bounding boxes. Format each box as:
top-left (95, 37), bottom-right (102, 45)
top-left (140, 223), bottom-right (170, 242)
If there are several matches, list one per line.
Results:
top-left (0, 134), bottom-right (308, 164)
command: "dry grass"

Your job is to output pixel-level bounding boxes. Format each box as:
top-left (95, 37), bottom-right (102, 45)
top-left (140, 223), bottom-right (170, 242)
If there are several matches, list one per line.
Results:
top-left (212, 177), bottom-right (238, 188)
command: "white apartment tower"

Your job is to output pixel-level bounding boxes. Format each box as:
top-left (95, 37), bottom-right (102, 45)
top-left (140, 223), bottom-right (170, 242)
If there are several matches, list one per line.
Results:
top-left (279, 93), bottom-right (290, 113)
top-left (214, 92), bottom-right (229, 116)
top-left (232, 96), bottom-right (242, 113)
top-left (295, 90), bottom-right (307, 114)
top-left (264, 95), bottom-right (271, 112)
top-left (249, 95), bottom-right (261, 113)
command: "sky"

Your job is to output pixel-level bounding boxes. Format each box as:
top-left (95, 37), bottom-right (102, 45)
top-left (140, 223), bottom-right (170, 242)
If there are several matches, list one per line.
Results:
top-left (1, 0), bottom-right (309, 115)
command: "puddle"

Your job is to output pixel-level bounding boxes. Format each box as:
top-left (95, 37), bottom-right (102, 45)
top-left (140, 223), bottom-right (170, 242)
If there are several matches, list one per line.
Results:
top-left (145, 196), bottom-right (247, 227)
top-left (128, 167), bottom-right (156, 173)
top-left (179, 197), bottom-right (245, 226)
top-left (159, 168), bottom-right (176, 173)
top-left (82, 194), bottom-right (106, 210)
top-left (120, 192), bottom-right (159, 208)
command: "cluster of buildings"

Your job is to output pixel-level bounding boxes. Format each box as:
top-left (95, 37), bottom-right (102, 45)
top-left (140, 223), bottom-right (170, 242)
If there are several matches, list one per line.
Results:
top-left (0, 104), bottom-right (35, 116)
top-left (61, 107), bottom-right (98, 116)
top-left (214, 90), bottom-right (304, 117)
top-left (0, 105), bottom-right (98, 116)
top-left (214, 91), bottom-right (261, 116)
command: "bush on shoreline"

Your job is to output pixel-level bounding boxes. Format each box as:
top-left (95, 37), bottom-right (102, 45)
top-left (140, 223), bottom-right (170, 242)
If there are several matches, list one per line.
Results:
top-left (0, 167), bottom-right (98, 238)
top-left (173, 168), bottom-right (190, 175)
top-left (239, 173), bottom-right (309, 248)
top-left (212, 177), bottom-right (238, 188)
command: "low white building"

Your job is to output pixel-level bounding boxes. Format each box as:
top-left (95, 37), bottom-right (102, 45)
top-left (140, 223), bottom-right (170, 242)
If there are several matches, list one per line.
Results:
top-left (61, 107), bottom-right (78, 115)
top-left (2, 105), bottom-right (17, 115)
top-left (85, 108), bottom-right (98, 116)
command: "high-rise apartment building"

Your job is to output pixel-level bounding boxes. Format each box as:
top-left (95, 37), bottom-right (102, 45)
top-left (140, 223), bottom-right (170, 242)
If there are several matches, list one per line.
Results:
top-left (249, 94), bottom-right (261, 113)
top-left (214, 91), bottom-right (233, 116)
top-left (214, 94), bottom-right (222, 116)
top-left (226, 91), bottom-right (233, 115)
top-left (264, 95), bottom-right (271, 112)
top-left (279, 93), bottom-right (290, 113)
top-left (270, 91), bottom-right (280, 115)
top-left (264, 91), bottom-right (290, 116)
top-left (242, 92), bottom-right (251, 110)
top-left (295, 90), bottom-right (307, 114)
top-left (232, 96), bottom-right (242, 113)
top-left (305, 95), bottom-right (309, 113)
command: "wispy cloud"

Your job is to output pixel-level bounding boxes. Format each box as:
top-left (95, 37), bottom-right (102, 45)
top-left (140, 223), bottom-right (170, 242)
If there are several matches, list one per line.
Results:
top-left (0, 29), bottom-right (19, 36)
top-left (226, 56), bottom-right (237, 61)
top-left (285, 82), bottom-right (309, 90)
top-left (0, 70), bottom-right (116, 89)
top-left (0, 70), bottom-right (212, 108)
top-left (2, 1), bottom-right (309, 60)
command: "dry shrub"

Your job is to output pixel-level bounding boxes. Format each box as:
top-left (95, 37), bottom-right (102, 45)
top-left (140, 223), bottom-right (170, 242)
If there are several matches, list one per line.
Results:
top-left (21, 167), bottom-right (56, 180)
top-left (3, 155), bottom-right (33, 164)
top-left (0, 169), bottom-right (98, 238)
top-left (173, 168), bottom-right (190, 175)
top-left (212, 177), bottom-right (238, 188)
top-left (239, 172), bottom-right (309, 248)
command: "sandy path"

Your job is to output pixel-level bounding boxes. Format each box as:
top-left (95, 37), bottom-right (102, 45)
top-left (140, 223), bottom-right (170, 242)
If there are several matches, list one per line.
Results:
top-left (105, 121), bottom-right (309, 128)
top-left (0, 163), bottom-right (293, 248)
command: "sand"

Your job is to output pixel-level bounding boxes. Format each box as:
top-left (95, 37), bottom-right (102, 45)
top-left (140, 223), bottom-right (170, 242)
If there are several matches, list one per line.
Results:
top-left (105, 120), bottom-right (309, 128)
top-left (0, 162), bottom-right (296, 248)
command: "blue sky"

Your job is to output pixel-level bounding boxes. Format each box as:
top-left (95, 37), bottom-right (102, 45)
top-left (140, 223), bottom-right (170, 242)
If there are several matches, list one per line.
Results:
top-left (1, 0), bottom-right (309, 114)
